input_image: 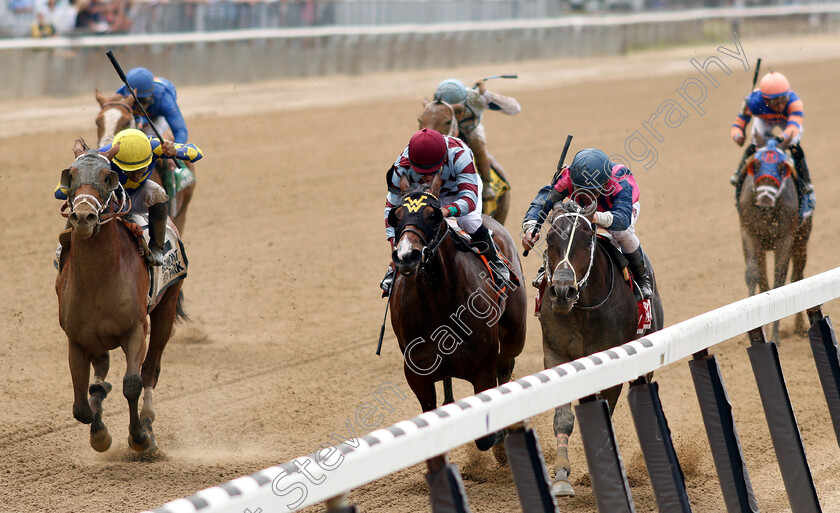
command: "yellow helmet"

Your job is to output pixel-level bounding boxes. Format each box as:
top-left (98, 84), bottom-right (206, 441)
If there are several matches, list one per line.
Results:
top-left (112, 129), bottom-right (152, 172)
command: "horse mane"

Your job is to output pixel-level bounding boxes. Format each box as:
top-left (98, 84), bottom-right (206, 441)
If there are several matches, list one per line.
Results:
top-left (548, 199), bottom-right (584, 223)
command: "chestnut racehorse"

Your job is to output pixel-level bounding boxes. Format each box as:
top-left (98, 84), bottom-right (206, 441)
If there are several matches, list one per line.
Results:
top-left (56, 139), bottom-right (186, 452)
top-left (388, 174), bottom-right (527, 452)
top-left (94, 89), bottom-right (195, 233)
top-left (417, 99), bottom-right (512, 224)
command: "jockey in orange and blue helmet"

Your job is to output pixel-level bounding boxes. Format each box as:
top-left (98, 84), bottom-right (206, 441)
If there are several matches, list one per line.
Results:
top-left (729, 71), bottom-right (814, 218)
top-left (380, 128), bottom-right (512, 296)
top-left (117, 67), bottom-right (189, 144)
top-left (55, 129), bottom-right (202, 266)
top-left (521, 148), bottom-right (653, 300)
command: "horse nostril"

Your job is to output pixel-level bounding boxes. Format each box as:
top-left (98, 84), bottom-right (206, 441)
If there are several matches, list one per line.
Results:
top-left (564, 287), bottom-right (578, 300)
top-left (409, 249), bottom-right (422, 263)
top-left (85, 213), bottom-right (98, 224)
top-left (69, 212), bottom-right (78, 224)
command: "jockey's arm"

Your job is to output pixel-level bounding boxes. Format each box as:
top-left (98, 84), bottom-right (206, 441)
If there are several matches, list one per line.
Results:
top-left (151, 139), bottom-right (203, 163)
top-left (523, 184), bottom-right (563, 228)
top-left (782, 96), bottom-right (804, 143)
top-left (158, 91), bottom-right (189, 144)
top-left (445, 152), bottom-right (481, 218)
top-left (598, 188), bottom-right (634, 231)
top-left (481, 90), bottom-right (521, 115)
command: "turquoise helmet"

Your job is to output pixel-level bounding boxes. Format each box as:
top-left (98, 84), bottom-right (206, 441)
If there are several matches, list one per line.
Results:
top-left (434, 79), bottom-right (468, 104)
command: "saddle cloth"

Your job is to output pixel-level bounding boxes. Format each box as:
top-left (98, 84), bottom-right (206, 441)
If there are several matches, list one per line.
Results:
top-left (53, 214), bottom-right (188, 312)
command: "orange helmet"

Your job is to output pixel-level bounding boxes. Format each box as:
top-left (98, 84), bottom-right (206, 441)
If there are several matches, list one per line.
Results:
top-left (759, 72), bottom-right (790, 99)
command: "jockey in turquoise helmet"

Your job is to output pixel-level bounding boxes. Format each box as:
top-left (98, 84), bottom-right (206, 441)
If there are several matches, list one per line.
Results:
top-left (434, 78), bottom-right (468, 105)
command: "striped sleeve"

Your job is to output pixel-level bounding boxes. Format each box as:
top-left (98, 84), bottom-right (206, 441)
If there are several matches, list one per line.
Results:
top-left (384, 150), bottom-right (409, 240)
top-left (444, 138), bottom-right (479, 216)
top-left (150, 138), bottom-right (203, 163)
top-left (783, 93), bottom-right (803, 140)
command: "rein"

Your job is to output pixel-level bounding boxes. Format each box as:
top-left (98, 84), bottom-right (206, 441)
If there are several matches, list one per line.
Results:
top-left (573, 243), bottom-right (615, 310)
top-left (547, 212), bottom-right (596, 291)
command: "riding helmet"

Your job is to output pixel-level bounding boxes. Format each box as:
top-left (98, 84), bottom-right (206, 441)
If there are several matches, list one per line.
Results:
top-left (434, 79), bottom-right (468, 105)
top-left (408, 128), bottom-right (447, 174)
top-left (759, 72), bottom-right (790, 99)
top-left (112, 129), bottom-right (153, 172)
top-left (125, 67), bottom-right (156, 98)
top-left (569, 148), bottom-right (613, 190)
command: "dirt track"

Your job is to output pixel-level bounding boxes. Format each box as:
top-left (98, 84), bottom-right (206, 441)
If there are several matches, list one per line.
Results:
top-left (2, 33), bottom-right (840, 513)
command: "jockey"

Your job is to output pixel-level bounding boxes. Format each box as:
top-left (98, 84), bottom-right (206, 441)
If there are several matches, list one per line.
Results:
top-left (380, 128), bottom-right (511, 296)
top-left (434, 78), bottom-right (521, 200)
top-left (117, 67), bottom-right (188, 144)
top-left (520, 148), bottom-right (654, 300)
top-left (55, 129), bottom-right (202, 266)
top-left (729, 71), bottom-right (815, 218)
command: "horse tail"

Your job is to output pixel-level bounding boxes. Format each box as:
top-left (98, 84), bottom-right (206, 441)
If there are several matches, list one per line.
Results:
top-left (175, 289), bottom-right (189, 323)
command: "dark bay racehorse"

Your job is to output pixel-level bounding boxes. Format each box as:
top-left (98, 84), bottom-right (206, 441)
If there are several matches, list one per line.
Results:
top-left (418, 99), bottom-right (512, 224)
top-left (737, 139), bottom-right (812, 340)
top-left (95, 89), bottom-right (195, 233)
top-left (538, 201), bottom-right (664, 497)
top-left (56, 140), bottom-right (186, 452)
top-left (388, 173), bottom-right (527, 451)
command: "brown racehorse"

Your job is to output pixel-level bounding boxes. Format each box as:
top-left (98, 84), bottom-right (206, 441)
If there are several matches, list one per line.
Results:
top-left (736, 139), bottom-right (812, 341)
top-left (388, 173), bottom-right (527, 452)
top-left (418, 99), bottom-right (512, 224)
top-left (538, 201), bottom-right (664, 496)
top-left (94, 89), bottom-right (195, 233)
top-left (56, 139), bottom-right (186, 452)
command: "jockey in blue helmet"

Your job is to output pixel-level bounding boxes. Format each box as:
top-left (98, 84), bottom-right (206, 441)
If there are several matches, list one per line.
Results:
top-left (117, 67), bottom-right (189, 145)
top-left (521, 148), bottom-right (654, 300)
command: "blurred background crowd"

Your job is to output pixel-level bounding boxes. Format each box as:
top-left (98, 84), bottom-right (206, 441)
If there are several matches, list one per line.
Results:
top-left (0, 0), bottom-right (828, 39)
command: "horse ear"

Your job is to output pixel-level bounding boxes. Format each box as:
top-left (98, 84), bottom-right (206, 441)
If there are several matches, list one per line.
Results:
top-left (429, 173), bottom-right (443, 197)
top-left (124, 94), bottom-right (135, 107)
top-left (106, 171), bottom-right (120, 191)
top-left (399, 173), bottom-right (410, 194)
top-left (95, 88), bottom-right (106, 106)
top-left (72, 139), bottom-right (86, 158)
top-left (102, 142), bottom-right (120, 162)
top-left (422, 98), bottom-right (430, 107)
top-left (60, 168), bottom-right (72, 189)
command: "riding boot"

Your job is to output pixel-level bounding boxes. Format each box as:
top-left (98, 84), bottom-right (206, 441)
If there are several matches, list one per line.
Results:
top-left (730, 143), bottom-right (756, 187)
top-left (471, 225), bottom-right (510, 290)
top-left (624, 246), bottom-right (653, 300)
top-left (380, 265), bottom-right (396, 298)
top-left (147, 202), bottom-right (168, 267)
top-left (789, 144), bottom-right (816, 219)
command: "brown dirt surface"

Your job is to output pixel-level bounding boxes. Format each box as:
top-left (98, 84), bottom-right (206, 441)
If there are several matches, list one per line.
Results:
top-left (2, 33), bottom-right (840, 513)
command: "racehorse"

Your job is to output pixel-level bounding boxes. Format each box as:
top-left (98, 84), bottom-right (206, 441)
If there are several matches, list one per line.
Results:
top-left (95, 89), bottom-right (196, 233)
top-left (388, 173), bottom-right (527, 452)
top-left (417, 99), bottom-right (512, 224)
top-left (737, 139), bottom-right (812, 341)
top-left (56, 139), bottom-right (186, 452)
top-left (538, 201), bottom-right (664, 497)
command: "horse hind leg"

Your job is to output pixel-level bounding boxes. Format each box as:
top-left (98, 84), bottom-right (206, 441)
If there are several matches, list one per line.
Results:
top-left (88, 353), bottom-right (113, 452)
top-left (172, 182), bottom-right (194, 234)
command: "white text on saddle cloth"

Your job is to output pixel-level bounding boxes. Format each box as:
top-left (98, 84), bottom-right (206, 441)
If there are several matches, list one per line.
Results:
top-left (637, 299), bottom-right (652, 335)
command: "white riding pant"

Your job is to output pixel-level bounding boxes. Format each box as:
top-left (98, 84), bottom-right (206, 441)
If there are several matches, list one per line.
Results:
top-left (605, 201), bottom-right (641, 254)
top-left (128, 180), bottom-right (168, 215)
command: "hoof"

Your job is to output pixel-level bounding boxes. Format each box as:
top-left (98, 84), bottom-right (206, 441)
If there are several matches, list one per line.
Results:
top-left (492, 442), bottom-right (508, 465)
top-left (475, 430), bottom-right (505, 452)
top-left (90, 427), bottom-right (112, 452)
top-left (128, 433), bottom-right (153, 452)
top-left (552, 469), bottom-right (575, 497)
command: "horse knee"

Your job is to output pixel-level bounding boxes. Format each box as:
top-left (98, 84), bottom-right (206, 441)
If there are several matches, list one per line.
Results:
top-left (123, 373), bottom-right (143, 400)
top-left (553, 405), bottom-right (574, 436)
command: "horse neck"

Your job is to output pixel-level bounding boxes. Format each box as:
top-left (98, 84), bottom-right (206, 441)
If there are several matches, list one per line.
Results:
top-left (577, 242), bottom-right (612, 305)
top-left (398, 235), bottom-right (456, 299)
top-left (67, 221), bottom-right (133, 283)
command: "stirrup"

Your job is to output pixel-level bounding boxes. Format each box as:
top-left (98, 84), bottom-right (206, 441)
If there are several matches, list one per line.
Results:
top-left (146, 247), bottom-right (164, 267)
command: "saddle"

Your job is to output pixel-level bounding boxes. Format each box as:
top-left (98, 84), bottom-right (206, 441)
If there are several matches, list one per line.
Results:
top-left (54, 214), bottom-right (188, 312)
top-left (445, 219), bottom-right (521, 288)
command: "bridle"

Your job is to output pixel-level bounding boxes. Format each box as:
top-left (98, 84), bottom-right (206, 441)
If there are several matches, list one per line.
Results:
top-left (428, 100), bottom-right (458, 137)
top-left (61, 154), bottom-right (131, 226)
top-left (393, 191), bottom-right (447, 267)
top-left (546, 211), bottom-right (611, 309)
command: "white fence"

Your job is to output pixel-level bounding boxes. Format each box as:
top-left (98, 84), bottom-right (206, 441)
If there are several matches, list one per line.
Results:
top-left (140, 265), bottom-right (840, 513)
top-left (2, 4), bottom-right (840, 99)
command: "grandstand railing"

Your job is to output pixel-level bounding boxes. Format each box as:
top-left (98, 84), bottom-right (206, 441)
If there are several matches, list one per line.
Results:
top-left (140, 265), bottom-right (840, 512)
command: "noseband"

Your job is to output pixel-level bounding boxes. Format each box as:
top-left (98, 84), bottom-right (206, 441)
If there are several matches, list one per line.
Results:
top-left (546, 211), bottom-right (600, 306)
top-left (61, 154), bottom-right (130, 225)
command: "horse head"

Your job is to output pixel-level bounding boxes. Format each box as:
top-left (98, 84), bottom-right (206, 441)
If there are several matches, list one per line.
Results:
top-left (418, 99), bottom-right (462, 137)
top-left (748, 139), bottom-right (792, 210)
top-left (545, 201), bottom-right (597, 314)
top-left (388, 173), bottom-right (445, 277)
top-left (95, 89), bottom-right (136, 147)
top-left (62, 139), bottom-right (121, 239)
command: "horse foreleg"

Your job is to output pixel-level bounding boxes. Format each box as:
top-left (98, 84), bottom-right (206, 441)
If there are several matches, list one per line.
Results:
top-left (442, 377), bottom-right (454, 405)
top-left (551, 404), bottom-right (576, 497)
top-left (771, 239), bottom-right (795, 343)
top-left (88, 353), bottom-right (113, 452)
top-left (69, 342), bottom-right (94, 425)
top-left (791, 225), bottom-right (811, 334)
top-left (123, 325), bottom-right (154, 452)
top-left (493, 190), bottom-right (510, 226)
top-left (740, 230), bottom-right (761, 296)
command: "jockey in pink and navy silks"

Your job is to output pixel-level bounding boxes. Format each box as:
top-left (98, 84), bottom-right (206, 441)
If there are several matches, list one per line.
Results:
top-left (379, 128), bottom-right (510, 296)
top-left (520, 148), bottom-right (654, 299)
top-left (117, 67), bottom-right (188, 144)
top-left (729, 71), bottom-right (814, 218)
